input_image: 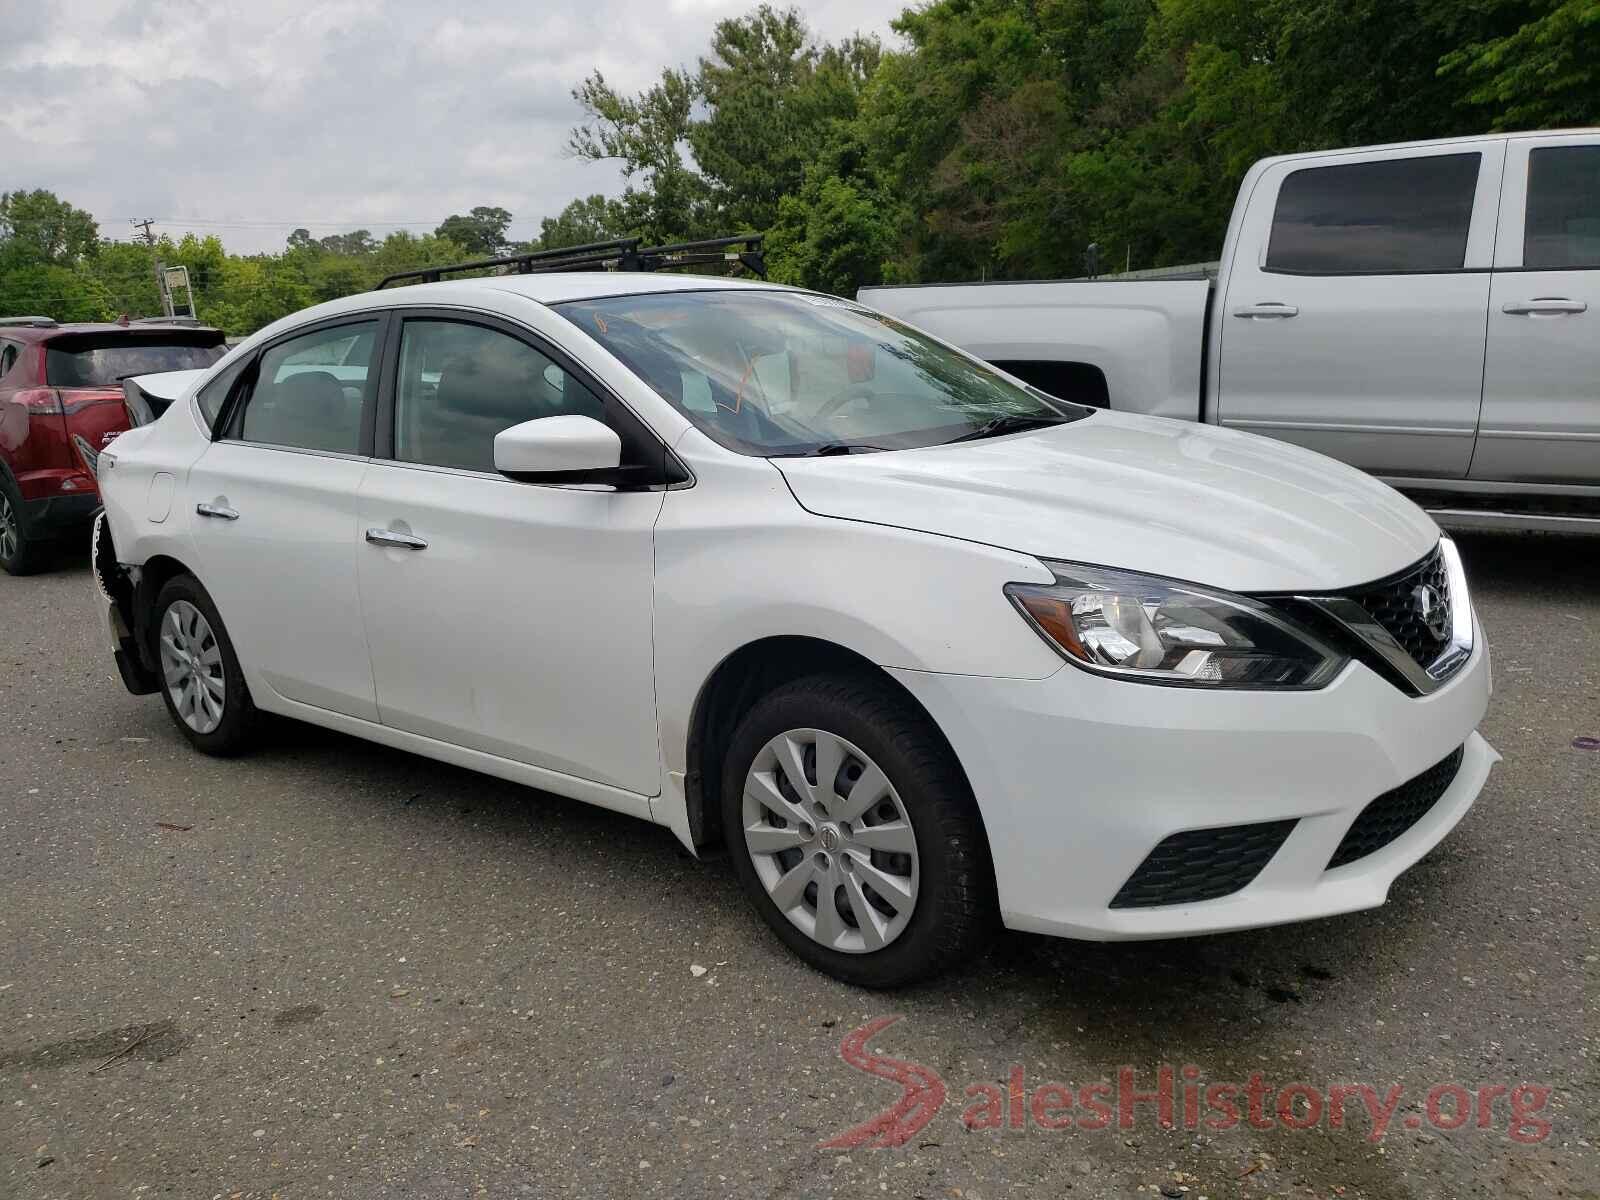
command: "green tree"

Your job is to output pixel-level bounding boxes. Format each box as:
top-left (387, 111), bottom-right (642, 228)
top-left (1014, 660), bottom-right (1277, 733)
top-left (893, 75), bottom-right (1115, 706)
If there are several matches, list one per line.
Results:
top-left (434, 207), bottom-right (514, 256)
top-left (689, 6), bottom-right (880, 231)
top-left (1441, 0), bottom-right (1600, 130)
top-left (536, 194), bottom-right (626, 249)
top-left (568, 67), bottom-right (709, 242)
top-left (0, 189), bottom-right (99, 267)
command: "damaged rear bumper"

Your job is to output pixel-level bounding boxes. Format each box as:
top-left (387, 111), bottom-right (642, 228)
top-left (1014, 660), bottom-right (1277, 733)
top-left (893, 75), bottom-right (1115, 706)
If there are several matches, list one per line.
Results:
top-left (92, 509), bottom-right (159, 696)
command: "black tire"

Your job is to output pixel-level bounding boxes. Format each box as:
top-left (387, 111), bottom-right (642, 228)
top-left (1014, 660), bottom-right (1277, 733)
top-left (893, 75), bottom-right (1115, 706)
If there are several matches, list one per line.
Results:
top-left (0, 475), bottom-right (49, 576)
top-left (150, 573), bottom-right (259, 755)
top-left (721, 673), bottom-right (995, 988)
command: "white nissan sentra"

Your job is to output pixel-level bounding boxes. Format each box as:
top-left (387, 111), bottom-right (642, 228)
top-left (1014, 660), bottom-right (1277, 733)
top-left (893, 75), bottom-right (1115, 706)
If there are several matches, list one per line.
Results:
top-left (92, 272), bottom-right (1496, 987)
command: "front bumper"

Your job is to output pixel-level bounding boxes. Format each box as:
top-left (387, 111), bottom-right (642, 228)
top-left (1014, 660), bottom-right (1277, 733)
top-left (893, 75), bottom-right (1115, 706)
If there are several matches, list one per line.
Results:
top-left (888, 616), bottom-right (1495, 941)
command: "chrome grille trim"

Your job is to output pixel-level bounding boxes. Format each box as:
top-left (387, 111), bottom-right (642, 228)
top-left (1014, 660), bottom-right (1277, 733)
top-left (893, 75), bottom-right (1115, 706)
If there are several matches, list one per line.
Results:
top-left (1296, 537), bottom-right (1474, 696)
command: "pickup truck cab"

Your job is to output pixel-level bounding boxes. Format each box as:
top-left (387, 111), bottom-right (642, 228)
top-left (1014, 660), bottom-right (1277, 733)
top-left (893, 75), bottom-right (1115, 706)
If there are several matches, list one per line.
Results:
top-left (861, 129), bottom-right (1600, 533)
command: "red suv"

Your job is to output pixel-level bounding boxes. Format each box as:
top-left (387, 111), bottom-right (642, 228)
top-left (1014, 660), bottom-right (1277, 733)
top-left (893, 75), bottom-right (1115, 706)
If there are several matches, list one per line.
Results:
top-left (0, 316), bottom-right (227, 574)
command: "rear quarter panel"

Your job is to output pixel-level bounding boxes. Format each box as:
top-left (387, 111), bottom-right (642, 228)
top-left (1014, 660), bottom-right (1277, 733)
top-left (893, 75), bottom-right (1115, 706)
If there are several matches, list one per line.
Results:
top-left (100, 397), bottom-right (211, 569)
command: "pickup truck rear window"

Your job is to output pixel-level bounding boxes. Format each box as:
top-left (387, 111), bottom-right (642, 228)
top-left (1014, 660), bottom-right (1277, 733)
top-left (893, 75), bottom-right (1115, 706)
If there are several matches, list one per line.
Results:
top-left (45, 334), bottom-right (227, 388)
top-left (1525, 145), bottom-right (1600, 270)
top-left (1266, 154), bottom-right (1480, 275)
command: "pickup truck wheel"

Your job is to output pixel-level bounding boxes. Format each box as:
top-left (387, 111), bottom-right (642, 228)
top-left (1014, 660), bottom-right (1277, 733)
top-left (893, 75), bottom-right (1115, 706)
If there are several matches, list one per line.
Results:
top-left (721, 674), bottom-right (995, 988)
top-left (152, 574), bottom-right (258, 755)
top-left (0, 479), bottom-right (48, 576)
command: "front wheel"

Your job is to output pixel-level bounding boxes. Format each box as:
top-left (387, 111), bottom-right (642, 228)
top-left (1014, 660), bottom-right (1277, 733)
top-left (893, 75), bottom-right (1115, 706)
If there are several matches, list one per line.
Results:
top-left (721, 674), bottom-right (995, 988)
top-left (152, 574), bottom-right (258, 755)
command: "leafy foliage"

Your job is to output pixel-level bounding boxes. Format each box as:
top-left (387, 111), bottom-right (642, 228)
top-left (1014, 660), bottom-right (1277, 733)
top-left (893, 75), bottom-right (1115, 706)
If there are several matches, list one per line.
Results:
top-left (2, 1), bottom-right (1591, 331)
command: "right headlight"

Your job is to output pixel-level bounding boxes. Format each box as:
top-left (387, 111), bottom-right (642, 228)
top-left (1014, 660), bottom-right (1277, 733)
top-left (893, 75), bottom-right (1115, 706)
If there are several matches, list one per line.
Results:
top-left (1006, 561), bottom-right (1346, 689)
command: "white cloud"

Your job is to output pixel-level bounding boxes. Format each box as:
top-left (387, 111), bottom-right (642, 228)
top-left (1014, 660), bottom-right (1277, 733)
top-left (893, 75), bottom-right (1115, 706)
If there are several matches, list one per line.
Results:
top-left (0, 0), bottom-right (906, 253)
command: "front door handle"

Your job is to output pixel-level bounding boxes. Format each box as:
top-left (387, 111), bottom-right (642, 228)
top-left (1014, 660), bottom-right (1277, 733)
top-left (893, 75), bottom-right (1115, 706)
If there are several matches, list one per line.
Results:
top-left (1232, 303), bottom-right (1299, 319)
top-left (1501, 298), bottom-right (1587, 316)
top-left (365, 527), bottom-right (428, 550)
top-left (195, 502), bottom-right (239, 520)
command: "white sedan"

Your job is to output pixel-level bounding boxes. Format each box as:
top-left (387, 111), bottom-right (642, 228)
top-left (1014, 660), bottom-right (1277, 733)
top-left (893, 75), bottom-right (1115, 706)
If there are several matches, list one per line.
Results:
top-left (93, 273), bottom-right (1496, 987)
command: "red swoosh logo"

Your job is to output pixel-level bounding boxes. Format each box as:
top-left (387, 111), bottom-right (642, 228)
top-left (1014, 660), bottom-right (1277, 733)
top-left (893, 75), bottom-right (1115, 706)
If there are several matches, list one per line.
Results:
top-left (819, 1015), bottom-right (945, 1149)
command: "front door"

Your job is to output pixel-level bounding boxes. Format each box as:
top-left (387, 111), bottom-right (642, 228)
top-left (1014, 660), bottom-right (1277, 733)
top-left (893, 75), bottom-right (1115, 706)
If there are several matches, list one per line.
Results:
top-left (187, 318), bottom-right (382, 719)
top-left (356, 314), bottom-right (664, 798)
top-left (1219, 143), bottom-right (1504, 478)
top-left (1474, 135), bottom-right (1600, 484)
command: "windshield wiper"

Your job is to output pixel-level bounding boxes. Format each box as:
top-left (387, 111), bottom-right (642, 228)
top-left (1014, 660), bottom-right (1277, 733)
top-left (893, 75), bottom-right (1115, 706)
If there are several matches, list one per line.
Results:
top-left (947, 414), bottom-right (1067, 444)
top-left (771, 442), bottom-right (890, 458)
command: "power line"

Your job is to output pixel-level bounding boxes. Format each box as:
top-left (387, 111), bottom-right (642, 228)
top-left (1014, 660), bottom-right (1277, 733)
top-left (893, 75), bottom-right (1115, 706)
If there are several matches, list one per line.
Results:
top-left (102, 215), bottom-right (543, 231)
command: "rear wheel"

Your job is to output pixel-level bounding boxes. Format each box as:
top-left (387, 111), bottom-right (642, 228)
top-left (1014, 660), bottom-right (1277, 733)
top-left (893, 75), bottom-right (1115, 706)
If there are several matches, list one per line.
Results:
top-left (152, 574), bottom-right (258, 754)
top-left (0, 478), bottom-right (48, 576)
top-left (721, 674), bottom-right (994, 988)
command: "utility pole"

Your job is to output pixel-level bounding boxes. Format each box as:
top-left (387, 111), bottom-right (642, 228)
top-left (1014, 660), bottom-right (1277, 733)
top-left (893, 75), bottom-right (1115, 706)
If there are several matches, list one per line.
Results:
top-left (130, 218), bottom-right (175, 318)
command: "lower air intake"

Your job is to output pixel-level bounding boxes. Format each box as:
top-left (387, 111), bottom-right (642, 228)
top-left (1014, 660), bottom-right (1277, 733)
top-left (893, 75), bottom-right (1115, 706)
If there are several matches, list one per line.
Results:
top-left (1327, 746), bottom-right (1465, 869)
top-left (1110, 819), bottom-right (1297, 909)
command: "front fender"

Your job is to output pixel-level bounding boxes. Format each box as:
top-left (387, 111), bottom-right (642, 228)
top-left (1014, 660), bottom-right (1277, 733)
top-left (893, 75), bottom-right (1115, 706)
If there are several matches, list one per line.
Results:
top-left (650, 455), bottom-right (1061, 780)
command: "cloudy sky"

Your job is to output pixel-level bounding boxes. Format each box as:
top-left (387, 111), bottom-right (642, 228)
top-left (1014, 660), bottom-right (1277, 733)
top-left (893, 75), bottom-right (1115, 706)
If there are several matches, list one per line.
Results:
top-left (1, 0), bottom-right (907, 254)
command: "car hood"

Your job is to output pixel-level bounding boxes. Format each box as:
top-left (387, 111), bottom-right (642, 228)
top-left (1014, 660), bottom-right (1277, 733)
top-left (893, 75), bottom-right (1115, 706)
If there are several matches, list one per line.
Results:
top-left (770, 411), bottom-right (1438, 592)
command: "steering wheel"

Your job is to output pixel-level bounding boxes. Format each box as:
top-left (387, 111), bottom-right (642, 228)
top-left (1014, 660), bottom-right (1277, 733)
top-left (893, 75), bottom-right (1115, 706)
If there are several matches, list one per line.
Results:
top-left (811, 384), bottom-right (874, 422)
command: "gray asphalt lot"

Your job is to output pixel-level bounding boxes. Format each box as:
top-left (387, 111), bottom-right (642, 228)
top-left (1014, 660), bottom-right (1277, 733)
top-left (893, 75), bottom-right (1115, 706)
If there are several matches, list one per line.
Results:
top-left (0, 532), bottom-right (1594, 1199)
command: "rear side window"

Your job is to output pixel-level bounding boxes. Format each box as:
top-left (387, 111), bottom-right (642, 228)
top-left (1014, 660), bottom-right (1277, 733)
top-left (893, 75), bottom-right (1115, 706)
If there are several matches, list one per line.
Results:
top-left (1266, 154), bottom-right (1481, 274)
top-left (44, 335), bottom-right (226, 387)
top-left (237, 321), bottom-right (378, 454)
top-left (1524, 145), bottom-right (1600, 269)
top-left (0, 341), bottom-right (17, 380)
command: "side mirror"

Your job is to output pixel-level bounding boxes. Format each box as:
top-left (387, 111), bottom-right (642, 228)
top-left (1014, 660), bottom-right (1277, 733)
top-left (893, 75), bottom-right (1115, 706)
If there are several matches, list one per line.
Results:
top-left (494, 415), bottom-right (623, 485)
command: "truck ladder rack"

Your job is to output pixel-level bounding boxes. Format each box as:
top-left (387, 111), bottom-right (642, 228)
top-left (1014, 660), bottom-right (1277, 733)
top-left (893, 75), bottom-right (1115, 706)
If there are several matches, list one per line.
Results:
top-left (376, 234), bottom-right (765, 290)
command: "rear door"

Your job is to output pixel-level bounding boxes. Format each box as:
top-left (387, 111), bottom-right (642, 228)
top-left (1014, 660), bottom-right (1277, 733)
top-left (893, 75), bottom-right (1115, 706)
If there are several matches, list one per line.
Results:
top-left (186, 317), bottom-right (383, 720)
top-left (1474, 134), bottom-right (1600, 483)
top-left (1219, 142), bottom-right (1504, 477)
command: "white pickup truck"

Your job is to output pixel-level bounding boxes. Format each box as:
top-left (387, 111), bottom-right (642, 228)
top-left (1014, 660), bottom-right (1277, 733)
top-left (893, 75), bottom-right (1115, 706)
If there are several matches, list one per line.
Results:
top-left (861, 129), bottom-right (1600, 533)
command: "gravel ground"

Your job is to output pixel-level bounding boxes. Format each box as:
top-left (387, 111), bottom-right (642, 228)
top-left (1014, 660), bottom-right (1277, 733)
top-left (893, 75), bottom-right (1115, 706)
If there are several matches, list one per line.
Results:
top-left (0, 531), bottom-right (1594, 1199)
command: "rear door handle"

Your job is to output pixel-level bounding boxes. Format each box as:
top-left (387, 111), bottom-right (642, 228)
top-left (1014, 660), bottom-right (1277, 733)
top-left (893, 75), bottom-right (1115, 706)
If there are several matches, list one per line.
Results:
top-left (1232, 303), bottom-right (1299, 319)
top-left (1501, 298), bottom-right (1587, 316)
top-left (365, 527), bottom-right (428, 550)
top-left (195, 502), bottom-right (239, 520)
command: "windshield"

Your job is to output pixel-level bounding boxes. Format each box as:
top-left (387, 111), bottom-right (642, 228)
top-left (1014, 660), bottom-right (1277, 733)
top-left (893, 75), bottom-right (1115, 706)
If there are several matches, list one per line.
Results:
top-left (46, 337), bottom-right (227, 388)
top-left (555, 290), bottom-right (1092, 456)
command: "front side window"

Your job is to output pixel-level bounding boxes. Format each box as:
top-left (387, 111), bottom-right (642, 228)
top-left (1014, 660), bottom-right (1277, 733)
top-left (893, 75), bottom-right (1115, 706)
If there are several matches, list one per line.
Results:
top-left (1524, 145), bottom-right (1600, 269)
top-left (238, 321), bottom-right (377, 453)
top-left (556, 290), bottom-right (1088, 456)
top-left (393, 320), bottom-right (606, 473)
top-left (1266, 154), bottom-right (1481, 274)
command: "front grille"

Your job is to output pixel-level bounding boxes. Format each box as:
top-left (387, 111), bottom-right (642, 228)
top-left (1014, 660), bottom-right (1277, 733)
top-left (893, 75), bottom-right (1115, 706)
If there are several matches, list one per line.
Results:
top-left (1346, 546), bottom-right (1451, 670)
top-left (1110, 820), bottom-right (1297, 909)
top-left (1327, 746), bottom-right (1465, 869)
